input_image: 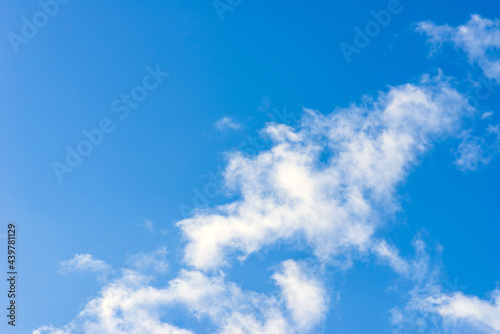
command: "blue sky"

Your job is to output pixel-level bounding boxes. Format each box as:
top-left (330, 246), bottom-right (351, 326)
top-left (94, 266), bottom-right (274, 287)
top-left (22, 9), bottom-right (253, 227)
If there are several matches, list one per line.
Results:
top-left (1, 0), bottom-right (500, 333)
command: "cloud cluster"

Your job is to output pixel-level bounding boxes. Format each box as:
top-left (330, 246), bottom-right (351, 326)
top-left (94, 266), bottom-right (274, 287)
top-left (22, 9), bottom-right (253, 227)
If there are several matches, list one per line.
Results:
top-left (452, 125), bottom-right (500, 172)
top-left (37, 15), bottom-right (500, 333)
top-left (454, 134), bottom-right (491, 171)
top-left (418, 14), bottom-right (500, 171)
top-left (417, 14), bottom-right (500, 81)
top-left (37, 73), bottom-right (476, 333)
top-left (36, 260), bottom-right (327, 334)
top-left (59, 254), bottom-right (110, 275)
top-left (179, 74), bottom-right (467, 271)
top-left (432, 290), bottom-right (500, 332)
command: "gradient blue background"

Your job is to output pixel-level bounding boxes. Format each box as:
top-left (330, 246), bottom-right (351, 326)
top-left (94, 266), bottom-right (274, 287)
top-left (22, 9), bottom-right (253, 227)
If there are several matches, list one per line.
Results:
top-left (1, 0), bottom-right (499, 332)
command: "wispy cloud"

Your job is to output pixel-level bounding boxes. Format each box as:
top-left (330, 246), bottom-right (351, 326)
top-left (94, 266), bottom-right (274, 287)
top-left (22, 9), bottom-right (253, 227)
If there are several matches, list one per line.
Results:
top-left (373, 239), bottom-right (410, 275)
top-left (391, 264), bottom-right (500, 333)
top-left (417, 14), bottom-right (500, 82)
top-left (215, 116), bottom-right (242, 131)
top-left (35, 262), bottom-right (328, 334)
top-left (126, 247), bottom-right (169, 273)
top-left (454, 135), bottom-right (491, 172)
top-left (430, 290), bottom-right (500, 332)
top-left (418, 14), bottom-right (500, 173)
top-left (272, 260), bottom-right (328, 332)
top-left (140, 218), bottom-right (154, 232)
top-left (59, 254), bottom-right (111, 283)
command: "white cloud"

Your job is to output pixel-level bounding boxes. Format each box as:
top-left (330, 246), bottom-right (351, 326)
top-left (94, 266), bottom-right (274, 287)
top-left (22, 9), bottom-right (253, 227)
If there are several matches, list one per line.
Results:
top-left (35, 269), bottom-right (194, 334)
top-left (417, 15), bottom-right (500, 172)
top-left (481, 111), bottom-right (493, 119)
top-left (389, 237), bottom-right (500, 334)
top-left (454, 135), bottom-right (491, 171)
top-left (272, 260), bottom-right (327, 332)
top-left (33, 325), bottom-right (71, 334)
top-left (59, 254), bottom-right (110, 274)
top-left (392, 284), bottom-right (500, 333)
top-left (373, 239), bottom-right (410, 275)
top-left (126, 247), bottom-right (169, 273)
top-left (430, 290), bottom-right (500, 332)
top-left (36, 260), bottom-right (329, 334)
top-left (389, 237), bottom-right (445, 333)
top-left (215, 116), bottom-right (242, 131)
top-left (178, 74), bottom-right (469, 271)
top-left (417, 15), bottom-right (500, 81)
top-left (453, 124), bottom-right (500, 171)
